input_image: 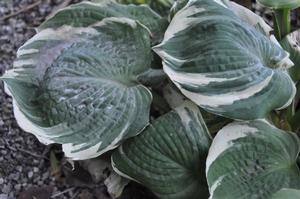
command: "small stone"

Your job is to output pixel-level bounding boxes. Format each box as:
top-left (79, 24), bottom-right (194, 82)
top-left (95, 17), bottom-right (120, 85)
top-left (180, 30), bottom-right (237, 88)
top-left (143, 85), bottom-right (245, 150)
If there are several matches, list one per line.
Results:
top-left (42, 172), bottom-right (49, 180)
top-left (0, 178), bottom-right (4, 184)
top-left (8, 173), bottom-right (19, 181)
top-left (14, 184), bottom-right (21, 191)
top-left (2, 184), bottom-right (11, 194)
top-left (0, 194), bottom-right (9, 199)
top-left (28, 171), bottom-right (33, 178)
top-left (8, 192), bottom-right (14, 198)
top-left (16, 166), bottom-right (22, 172)
top-left (33, 167), bottom-right (39, 172)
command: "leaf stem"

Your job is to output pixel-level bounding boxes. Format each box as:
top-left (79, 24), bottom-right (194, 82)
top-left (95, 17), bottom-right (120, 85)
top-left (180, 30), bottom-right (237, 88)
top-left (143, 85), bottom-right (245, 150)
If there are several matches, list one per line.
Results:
top-left (273, 8), bottom-right (295, 129)
top-left (273, 8), bottom-right (291, 40)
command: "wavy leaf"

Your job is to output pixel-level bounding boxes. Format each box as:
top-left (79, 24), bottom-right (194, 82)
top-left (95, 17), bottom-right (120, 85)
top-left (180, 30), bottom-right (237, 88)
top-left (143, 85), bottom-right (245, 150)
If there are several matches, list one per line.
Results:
top-left (153, 0), bottom-right (296, 120)
top-left (1, 18), bottom-right (153, 160)
top-left (228, 1), bottom-right (272, 36)
top-left (40, 1), bottom-right (168, 42)
top-left (169, 0), bottom-right (188, 19)
top-left (206, 120), bottom-right (300, 199)
top-left (112, 101), bottom-right (211, 199)
top-left (162, 83), bottom-right (231, 134)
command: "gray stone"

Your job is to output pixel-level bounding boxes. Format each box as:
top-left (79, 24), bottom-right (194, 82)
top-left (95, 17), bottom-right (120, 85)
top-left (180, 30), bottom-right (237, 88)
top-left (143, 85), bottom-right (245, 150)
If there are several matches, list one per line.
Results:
top-left (8, 173), bottom-right (19, 181)
top-left (14, 184), bottom-right (21, 191)
top-left (2, 184), bottom-right (11, 194)
top-left (16, 166), bottom-right (22, 172)
top-left (42, 172), bottom-right (49, 180)
top-left (33, 167), bottom-right (39, 172)
top-left (27, 171), bottom-right (33, 178)
top-left (0, 194), bottom-right (9, 199)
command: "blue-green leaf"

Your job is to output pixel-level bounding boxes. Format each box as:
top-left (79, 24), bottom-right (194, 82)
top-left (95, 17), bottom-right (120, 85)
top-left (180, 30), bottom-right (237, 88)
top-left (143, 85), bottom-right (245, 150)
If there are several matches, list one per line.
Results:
top-left (153, 0), bottom-right (296, 120)
top-left (1, 18), bottom-right (153, 160)
top-left (112, 101), bottom-right (211, 199)
top-left (169, 0), bottom-right (188, 19)
top-left (228, 1), bottom-right (272, 36)
top-left (39, 1), bottom-right (168, 42)
top-left (206, 120), bottom-right (300, 199)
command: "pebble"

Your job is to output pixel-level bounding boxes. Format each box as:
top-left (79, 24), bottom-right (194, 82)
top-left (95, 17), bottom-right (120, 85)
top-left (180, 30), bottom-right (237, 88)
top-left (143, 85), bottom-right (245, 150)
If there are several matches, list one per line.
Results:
top-left (0, 0), bottom-right (88, 190)
top-left (42, 171), bottom-right (49, 180)
top-left (0, 194), bottom-right (10, 199)
top-left (16, 166), bottom-right (22, 172)
top-left (8, 173), bottom-right (19, 181)
top-left (14, 184), bottom-right (21, 191)
top-left (27, 171), bottom-right (33, 179)
top-left (2, 184), bottom-right (11, 194)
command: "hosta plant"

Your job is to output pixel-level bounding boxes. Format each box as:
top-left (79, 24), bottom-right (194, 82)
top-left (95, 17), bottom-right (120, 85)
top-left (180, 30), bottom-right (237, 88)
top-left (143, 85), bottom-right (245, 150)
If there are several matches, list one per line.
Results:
top-left (2, 0), bottom-right (300, 198)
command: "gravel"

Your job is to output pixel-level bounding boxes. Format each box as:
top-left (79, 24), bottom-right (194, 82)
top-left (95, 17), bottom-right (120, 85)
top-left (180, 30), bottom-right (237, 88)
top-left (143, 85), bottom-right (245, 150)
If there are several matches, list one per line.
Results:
top-left (0, 1), bottom-right (96, 198)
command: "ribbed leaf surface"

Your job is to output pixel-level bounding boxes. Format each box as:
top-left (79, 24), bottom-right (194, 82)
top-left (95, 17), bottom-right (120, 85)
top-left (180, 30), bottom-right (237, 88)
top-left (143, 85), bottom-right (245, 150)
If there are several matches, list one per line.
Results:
top-left (2, 18), bottom-right (153, 160)
top-left (206, 120), bottom-right (300, 199)
top-left (39, 1), bottom-right (168, 42)
top-left (153, 0), bottom-right (296, 120)
top-left (112, 101), bottom-right (211, 199)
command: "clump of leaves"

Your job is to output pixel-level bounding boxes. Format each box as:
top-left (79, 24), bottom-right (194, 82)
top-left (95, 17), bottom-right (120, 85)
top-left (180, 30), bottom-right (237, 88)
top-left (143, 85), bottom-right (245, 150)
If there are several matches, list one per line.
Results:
top-left (2, 0), bottom-right (300, 198)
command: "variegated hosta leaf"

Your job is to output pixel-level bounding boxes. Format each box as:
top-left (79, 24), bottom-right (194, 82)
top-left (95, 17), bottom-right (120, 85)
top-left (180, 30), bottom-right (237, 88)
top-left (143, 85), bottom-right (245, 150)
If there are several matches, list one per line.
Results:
top-left (1, 18), bottom-right (153, 160)
top-left (206, 120), bottom-right (300, 199)
top-left (40, 1), bottom-right (168, 42)
top-left (117, 0), bottom-right (174, 16)
top-left (112, 101), bottom-right (211, 199)
top-left (257, 0), bottom-right (300, 9)
top-left (153, 0), bottom-right (296, 120)
top-left (162, 84), bottom-right (231, 134)
top-left (169, 0), bottom-right (188, 19)
top-left (272, 189), bottom-right (300, 199)
top-left (227, 1), bottom-right (272, 36)
top-left (281, 29), bottom-right (300, 81)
